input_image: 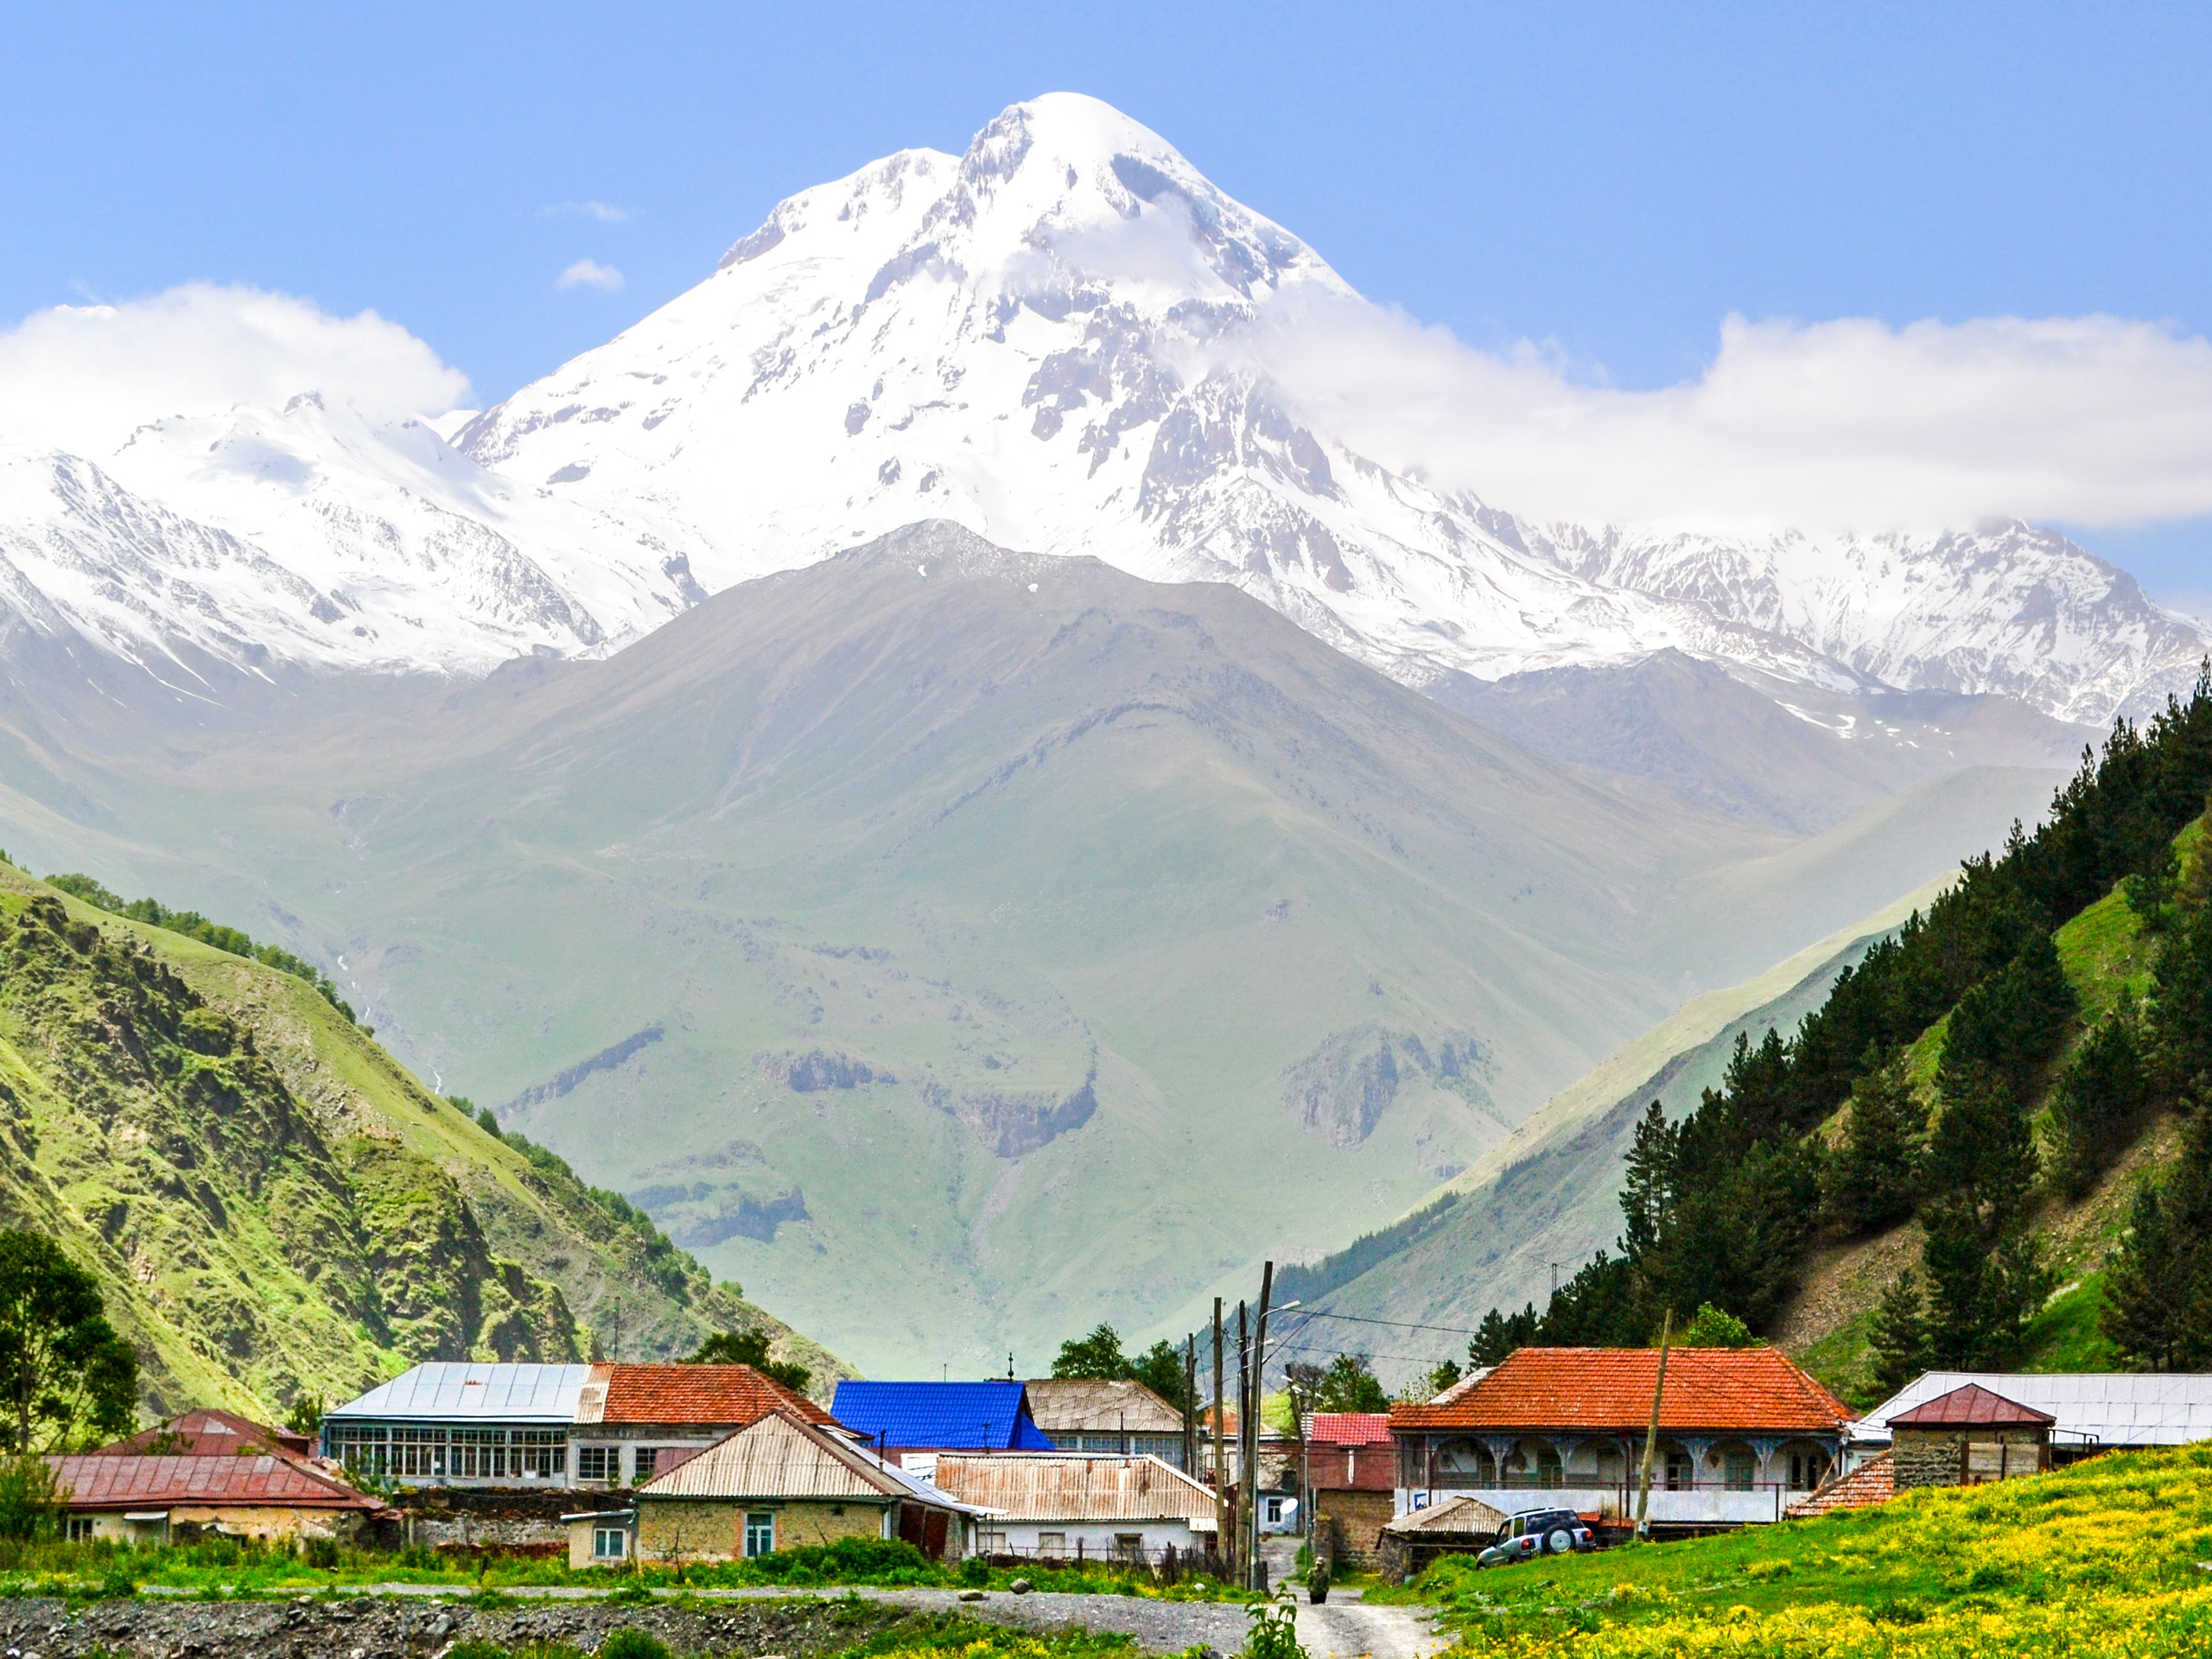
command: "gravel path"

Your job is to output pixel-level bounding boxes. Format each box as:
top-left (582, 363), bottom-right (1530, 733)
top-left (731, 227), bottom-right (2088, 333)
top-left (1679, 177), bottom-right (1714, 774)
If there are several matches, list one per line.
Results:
top-left (1294, 1592), bottom-right (1450, 1659)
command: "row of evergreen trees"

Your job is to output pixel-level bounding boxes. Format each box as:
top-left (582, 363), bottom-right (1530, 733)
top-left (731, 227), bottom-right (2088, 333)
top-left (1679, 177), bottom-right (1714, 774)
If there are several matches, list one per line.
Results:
top-left (1464, 669), bottom-right (2212, 1390)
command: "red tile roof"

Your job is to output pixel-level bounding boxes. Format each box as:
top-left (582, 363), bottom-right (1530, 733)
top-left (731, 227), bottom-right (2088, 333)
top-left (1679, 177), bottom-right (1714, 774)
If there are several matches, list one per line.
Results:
top-left (593, 1363), bottom-right (837, 1428)
top-left (101, 1408), bottom-right (313, 1459)
top-left (1888, 1383), bottom-right (2056, 1429)
top-left (51, 1454), bottom-right (378, 1510)
top-left (1307, 1413), bottom-right (1393, 1446)
top-left (1389, 1347), bottom-right (1852, 1435)
top-left (1785, 1449), bottom-right (1895, 1518)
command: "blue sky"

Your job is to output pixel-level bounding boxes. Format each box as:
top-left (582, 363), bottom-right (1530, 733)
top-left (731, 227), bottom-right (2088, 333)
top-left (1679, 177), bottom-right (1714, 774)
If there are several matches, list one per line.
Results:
top-left (4, 1), bottom-right (2209, 601)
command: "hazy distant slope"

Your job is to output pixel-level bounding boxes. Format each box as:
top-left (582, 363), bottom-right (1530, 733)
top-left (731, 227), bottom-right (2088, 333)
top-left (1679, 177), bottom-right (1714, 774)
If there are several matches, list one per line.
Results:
top-left (0, 521), bottom-right (2063, 1375)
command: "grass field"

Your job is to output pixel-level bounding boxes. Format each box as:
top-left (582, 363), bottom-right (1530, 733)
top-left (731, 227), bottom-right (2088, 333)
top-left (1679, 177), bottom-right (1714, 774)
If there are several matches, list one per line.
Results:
top-left (1376, 1444), bottom-right (2212, 1656)
top-left (0, 1535), bottom-right (1247, 1603)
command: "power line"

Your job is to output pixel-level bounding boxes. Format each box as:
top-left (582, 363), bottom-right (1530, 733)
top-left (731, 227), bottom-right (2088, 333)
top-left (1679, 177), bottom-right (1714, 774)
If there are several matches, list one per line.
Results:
top-left (1295, 1309), bottom-right (1486, 1337)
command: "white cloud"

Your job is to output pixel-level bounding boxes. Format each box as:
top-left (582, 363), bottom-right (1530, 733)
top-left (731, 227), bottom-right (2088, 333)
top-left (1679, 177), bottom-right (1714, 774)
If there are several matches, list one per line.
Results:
top-left (1237, 300), bottom-right (2212, 536)
top-left (556, 258), bottom-right (625, 293)
top-left (0, 283), bottom-right (470, 456)
top-left (542, 200), bottom-right (629, 223)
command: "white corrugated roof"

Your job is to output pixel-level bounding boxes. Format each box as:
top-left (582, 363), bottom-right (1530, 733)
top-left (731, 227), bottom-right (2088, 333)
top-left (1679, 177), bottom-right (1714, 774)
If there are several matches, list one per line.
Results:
top-left (325, 1363), bottom-right (593, 1423)
top-left (931, 1452), bottom-right (1217, 1522)
top-left (1855, 1372), bottom-right (2212, 1446)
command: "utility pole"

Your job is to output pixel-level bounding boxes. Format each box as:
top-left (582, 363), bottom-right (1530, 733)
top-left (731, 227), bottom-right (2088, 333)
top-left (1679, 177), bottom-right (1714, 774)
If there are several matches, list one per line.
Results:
top-left (1183, 1333), bottom-right (1198, 1475)
top-left (1249, 1262), bottom-right (1273, 1591)
top-left (1235, 1299), bottom-right (1249, 1581)
top-left (1635, 1307), bottom-right (1674, 1542)
top-left (1211, 1298), bottom-right (1226, 1571)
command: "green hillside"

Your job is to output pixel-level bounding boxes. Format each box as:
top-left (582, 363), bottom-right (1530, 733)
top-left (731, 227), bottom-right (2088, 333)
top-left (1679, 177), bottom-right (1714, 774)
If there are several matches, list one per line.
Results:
top-left (1452, 669), bottom-right (2212, 1400)
top-left (0, 861), bottom-right (846, 1421)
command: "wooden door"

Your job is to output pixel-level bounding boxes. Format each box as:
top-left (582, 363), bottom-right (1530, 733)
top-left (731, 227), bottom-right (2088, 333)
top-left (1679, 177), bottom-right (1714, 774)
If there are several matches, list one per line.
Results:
top-left (922, 1509), bottom-right (949, 1560)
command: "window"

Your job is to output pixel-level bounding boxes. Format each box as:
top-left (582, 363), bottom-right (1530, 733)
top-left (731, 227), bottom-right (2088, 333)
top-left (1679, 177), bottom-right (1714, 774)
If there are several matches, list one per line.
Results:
top-left (66, 1516), bottom-right (96, 1542)
top-left (593, 1526), bottom-right (627, 1560)
top-left (450, 1428), bottom-right (508, 1480)
top-left (392, 1427), bottom-right (448, 1478)
top-left (1038, 1531), bottom-right (1066, 1557)
top-left (1264, 1497), bottom-right (1283, 1524)
top-left (329, 1423), bottom-right (390, 1476)
top-left (1664, 1449), bottom-right (1691, 1491)
top-left (1788, 1449), bottom-right (1826, 1491)
top-left (576, 1446), bottom-right (614, 1484)
top-left (744, 1510), bottom-right (775, 1559)
top-left (1112, 1534), bottom-right (1143, 1561)
top-left (632, 1446), bottom-right (659, 1483)
top-left (516, 1429), bottom-right (566, 1478)
top-left (1723, 1447), bottom-right (1756, 1491)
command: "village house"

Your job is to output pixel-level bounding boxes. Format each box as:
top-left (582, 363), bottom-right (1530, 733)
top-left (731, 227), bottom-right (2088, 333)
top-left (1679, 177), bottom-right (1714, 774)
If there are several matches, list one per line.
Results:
top-left (1025, 1378), bottom-right (1188, 1468)
top-left (930, 1452), bottom-right (1217, 1562)
top-left (828, 1380), bottom-right (1057, 1460)
top-left (590, 1406), bottom-right (985, 1568)
top-left (1303, 1412), bottom-right (1394, 1567)
top-left (1389, 1346), bottom-right (1852, 1532)
top-left (49, 1452), bottom-right (382, 1545)
top-left (321, 1361), bottom-right (835, 1491)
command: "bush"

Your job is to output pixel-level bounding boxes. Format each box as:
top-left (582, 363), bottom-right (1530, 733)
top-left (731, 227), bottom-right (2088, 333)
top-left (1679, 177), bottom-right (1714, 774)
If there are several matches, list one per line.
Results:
top-left (0, 1456), bottom-right (62, 1542)
top-left (300, 1535), bottom-right (340, 1570)
top-left (600, 1628), bottom-right (671, 1659)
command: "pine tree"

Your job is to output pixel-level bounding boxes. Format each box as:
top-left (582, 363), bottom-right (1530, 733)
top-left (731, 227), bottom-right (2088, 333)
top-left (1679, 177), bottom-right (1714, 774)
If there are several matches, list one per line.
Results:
top-left (1867, 1269), bottom-right (1929, 1396)
top-left (1925, 1059), bottom-right (2037, 1217)
top-left (1920, 1197), bottom-right (2052, 1369)
top-left (2149, 901), bottom-right (2212, 1108)
top-left (2101, 1108), bottom-right (2212, 1369)
top-left (1824, 1051), bottom-right (1926, 1232)
top-left (2049, 995), bottom-right (2152, 1198)
top-left (1618, 1100), bottom-right (1676, 1261)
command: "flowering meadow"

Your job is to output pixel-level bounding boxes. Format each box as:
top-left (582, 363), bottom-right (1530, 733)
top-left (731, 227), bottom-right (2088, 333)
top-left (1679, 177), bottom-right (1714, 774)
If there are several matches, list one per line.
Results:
top-left (1394, 1444), bottom-right (2212, 1656)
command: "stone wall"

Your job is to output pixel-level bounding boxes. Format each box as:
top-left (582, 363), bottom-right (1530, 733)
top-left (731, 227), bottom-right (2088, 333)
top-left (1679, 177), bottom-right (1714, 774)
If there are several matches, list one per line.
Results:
top-left (1315, 1490), bottom-right (1395, 1567)
top-left (395, 1485), bottom-right (574, 1551)
top-left (636, 1498), bottom-right (883, 1563)
top-left (1892, 1427), bottom-right (2049, 1492)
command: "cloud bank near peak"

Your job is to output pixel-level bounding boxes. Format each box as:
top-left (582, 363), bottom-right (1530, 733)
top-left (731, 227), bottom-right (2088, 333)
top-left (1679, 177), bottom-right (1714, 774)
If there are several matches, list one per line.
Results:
top-left (1241, 301), bottom-right (2212, 537)
top-left (0, 284), bottom-right (472, 459)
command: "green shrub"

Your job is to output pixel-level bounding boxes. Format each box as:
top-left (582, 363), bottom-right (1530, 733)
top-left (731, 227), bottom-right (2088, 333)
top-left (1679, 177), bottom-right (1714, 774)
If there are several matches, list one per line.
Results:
top-left (600, 1628), bottom-right (671, 1659)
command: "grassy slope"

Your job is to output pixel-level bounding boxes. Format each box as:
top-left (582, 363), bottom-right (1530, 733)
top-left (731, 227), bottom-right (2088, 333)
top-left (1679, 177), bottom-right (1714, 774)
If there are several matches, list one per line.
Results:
top-left (0, 862), bottom-right (849, 1421)
top-left (1380, 1444), bottom-right (2212, 1656)
top-left (1777, 816), bottom-right (2207, 1402)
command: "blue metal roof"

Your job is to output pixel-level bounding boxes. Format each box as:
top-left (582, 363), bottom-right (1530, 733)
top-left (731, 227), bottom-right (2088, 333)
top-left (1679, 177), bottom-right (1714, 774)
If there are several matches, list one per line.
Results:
top-left (830, 1381), bottom-right (1057, 1451)
top-left (324, 1363), bottom-right (592, 1424)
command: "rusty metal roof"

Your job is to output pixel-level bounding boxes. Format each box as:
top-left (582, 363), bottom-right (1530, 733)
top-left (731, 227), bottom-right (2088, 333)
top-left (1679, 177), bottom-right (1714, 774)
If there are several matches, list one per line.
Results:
top-left (100, 1409), bottom-right (312, 1459)
top-left (1024, 1379), bottom-right (1184, 1435)
top-left (1888, 1383), bottom-right (2056, 1429)
top-left (51, 1454), bottom-right (378, 1510)
top-left (930, 1453), bottom-right (1217, 1523)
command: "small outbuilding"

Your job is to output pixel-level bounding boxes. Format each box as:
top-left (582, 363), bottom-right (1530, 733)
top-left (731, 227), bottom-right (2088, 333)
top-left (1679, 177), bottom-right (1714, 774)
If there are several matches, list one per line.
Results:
top-left (622, 1406), bottom-right (985, 1567)
top-left (1375, 1494), bottom-right (1509, 1582)
top-left (1887, 1384), bottom-right (2053, 1491)
top-left (931, 1452), bottom-right (1217, 1563)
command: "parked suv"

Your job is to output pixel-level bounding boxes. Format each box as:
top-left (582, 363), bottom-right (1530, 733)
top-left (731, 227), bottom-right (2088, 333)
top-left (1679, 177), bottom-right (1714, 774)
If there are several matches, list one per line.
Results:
top-left (1476, 1508), bottom-right (1598, 1567)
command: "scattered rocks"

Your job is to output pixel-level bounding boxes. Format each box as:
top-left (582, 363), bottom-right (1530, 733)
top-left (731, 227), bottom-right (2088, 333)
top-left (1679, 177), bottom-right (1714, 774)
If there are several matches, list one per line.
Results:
top-left (957, 1591), bottom-right (986, 1603)
top-left (1008, 1580), bottom-right (1033, 1596)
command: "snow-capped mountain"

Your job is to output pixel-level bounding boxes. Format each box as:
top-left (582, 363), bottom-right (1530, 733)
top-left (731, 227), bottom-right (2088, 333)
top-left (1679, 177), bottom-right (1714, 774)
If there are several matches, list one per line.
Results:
top-left (2, 92), bottom-right (2202, 722)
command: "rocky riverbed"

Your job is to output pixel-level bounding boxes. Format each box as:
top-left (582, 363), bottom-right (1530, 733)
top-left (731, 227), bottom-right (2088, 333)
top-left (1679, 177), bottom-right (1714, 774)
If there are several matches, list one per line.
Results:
top-left (0, 1593), bottom-right (909, 1659)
